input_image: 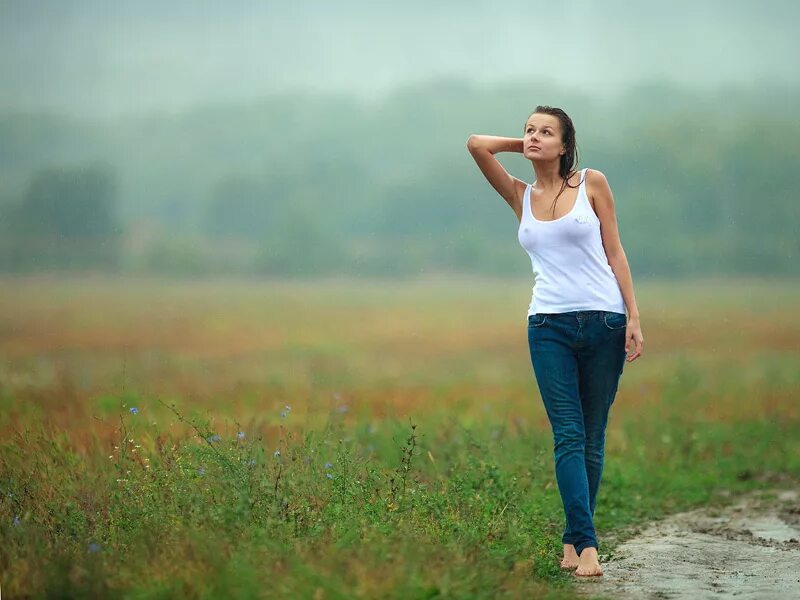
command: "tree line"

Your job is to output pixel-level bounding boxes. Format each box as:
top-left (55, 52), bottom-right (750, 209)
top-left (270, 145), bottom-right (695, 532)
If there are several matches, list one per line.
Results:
top-left (0, 80), bottom-right (796, 277)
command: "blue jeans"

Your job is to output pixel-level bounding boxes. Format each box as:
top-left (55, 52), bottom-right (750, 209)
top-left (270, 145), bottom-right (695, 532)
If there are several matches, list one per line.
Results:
top-left (527, 310), bottom-right (627, 555)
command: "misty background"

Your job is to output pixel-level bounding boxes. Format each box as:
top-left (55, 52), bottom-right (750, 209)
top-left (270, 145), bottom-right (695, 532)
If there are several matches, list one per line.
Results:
top-left (1, 0), bottom-right (798, 277)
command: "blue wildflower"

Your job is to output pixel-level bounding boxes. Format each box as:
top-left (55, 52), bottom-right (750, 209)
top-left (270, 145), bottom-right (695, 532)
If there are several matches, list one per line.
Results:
top-left (129, 407), bottom-right (138, 415)
top-left (207, 434), bottom-right (222, 443)
top-left (247, 458), bottom-right (257, 467)
top-left (336, 405), bottom-right (348, 414)
top-left (280, 405), bottom-right (291, 418)
top-left (12, 515), bottom-right (20, 526)
top-left (197, 467), bottom-right (206, 476)
top-left (237, 431), bottom-right (245, 440)
top-left (326, 473), bottom-right (333, 479)
top-left (88, 542), bottom-right (101, 553)
top-left (273, 449), bottom-right (281, 458)
top-left (324, 462), bottom-right (333, 469)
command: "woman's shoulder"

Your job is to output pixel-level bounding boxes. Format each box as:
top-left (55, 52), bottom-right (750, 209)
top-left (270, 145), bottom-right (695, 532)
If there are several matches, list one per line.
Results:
top-left (581, 168), bottom-right (613, 209)
top-left (582, 167), bottom-right (609, 183)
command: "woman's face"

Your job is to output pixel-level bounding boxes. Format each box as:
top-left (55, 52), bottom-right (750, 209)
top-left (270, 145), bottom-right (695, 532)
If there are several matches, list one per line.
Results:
top-left (523, 113), bottom-right (565, 162)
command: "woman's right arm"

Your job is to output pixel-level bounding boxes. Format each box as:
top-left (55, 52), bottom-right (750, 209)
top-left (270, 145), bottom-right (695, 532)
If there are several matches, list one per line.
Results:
top-left (466, 135), bottom-right (526, 212)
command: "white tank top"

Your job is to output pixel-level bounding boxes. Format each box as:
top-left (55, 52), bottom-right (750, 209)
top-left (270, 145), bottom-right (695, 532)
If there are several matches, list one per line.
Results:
top-left (517, 168), bottom-right (625, 318)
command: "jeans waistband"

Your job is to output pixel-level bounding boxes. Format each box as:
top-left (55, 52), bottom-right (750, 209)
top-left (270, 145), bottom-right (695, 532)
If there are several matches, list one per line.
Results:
top-left (531, 310), bottom-right (618, 320)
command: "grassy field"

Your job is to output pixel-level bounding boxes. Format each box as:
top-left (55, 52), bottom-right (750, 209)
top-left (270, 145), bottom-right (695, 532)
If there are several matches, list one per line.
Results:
top-left (1, 274), bottom-right (799, 599)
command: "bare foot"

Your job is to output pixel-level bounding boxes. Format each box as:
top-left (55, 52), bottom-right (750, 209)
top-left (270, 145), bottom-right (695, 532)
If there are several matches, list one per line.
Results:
top-left (574, 546), bottom-right (603, 577)
top-left (560, 543), bottom-right (579, 569)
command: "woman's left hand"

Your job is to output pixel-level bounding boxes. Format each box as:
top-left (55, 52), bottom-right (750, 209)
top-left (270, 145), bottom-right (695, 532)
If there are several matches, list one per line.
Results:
top-left (625, 317), bottom-right (644, 362)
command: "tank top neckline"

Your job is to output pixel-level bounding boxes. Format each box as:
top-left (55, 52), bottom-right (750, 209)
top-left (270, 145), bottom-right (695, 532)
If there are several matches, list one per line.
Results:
top-left (526, 168), bottom-right (588, 224)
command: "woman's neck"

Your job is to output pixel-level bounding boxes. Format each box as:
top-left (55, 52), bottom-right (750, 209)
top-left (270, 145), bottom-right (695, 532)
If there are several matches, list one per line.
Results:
top-left (531, 160), bottom-right (564, 190)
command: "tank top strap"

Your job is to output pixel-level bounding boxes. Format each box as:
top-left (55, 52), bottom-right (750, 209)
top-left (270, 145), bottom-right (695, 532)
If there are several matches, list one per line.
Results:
top-left (524, 182), bottom-right (532, 220)
top-left (578, 168), bottom-right (589, 207)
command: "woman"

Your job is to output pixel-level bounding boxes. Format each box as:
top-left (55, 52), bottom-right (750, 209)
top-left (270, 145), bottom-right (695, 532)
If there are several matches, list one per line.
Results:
top-left (466, 106), bottom-right (644, 577)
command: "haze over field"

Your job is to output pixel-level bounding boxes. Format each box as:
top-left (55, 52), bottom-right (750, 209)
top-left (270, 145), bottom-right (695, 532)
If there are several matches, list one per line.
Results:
top-left (2, 0), bottom-right (797, 116)
top-left (2, 5), bottom-right (800, 596)
top-left (0, 1), bottom-right (797, 278)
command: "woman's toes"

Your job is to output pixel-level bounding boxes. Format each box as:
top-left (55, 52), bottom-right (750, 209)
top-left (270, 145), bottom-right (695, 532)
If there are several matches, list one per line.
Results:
top-left (574, 563), bottom-right (603, 577)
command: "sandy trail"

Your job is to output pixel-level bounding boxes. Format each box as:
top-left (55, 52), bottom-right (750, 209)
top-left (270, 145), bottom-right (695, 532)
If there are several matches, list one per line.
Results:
top-left (574, 486), bottom-right (800, 599)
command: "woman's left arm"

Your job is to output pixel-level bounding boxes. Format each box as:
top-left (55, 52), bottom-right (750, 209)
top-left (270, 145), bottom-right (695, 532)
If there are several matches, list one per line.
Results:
top-left (587, 168), bottom-right (644, 362)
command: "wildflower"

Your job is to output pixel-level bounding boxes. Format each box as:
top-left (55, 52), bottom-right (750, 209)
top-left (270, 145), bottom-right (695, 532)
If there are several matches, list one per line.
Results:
top-left (207, 434), bottom-right (222, 443)
top-left (12, 515), bottom-right (20, 526)
top-left (247, 458), bottom-right (257, 467)
top-left (273, 449), bottom-right (281, 458)
top-left (197, 467), bottom-right (206, 476)
top-left (237, 431), bottom-right (245, 440)
top-left (324, 462), bottom-right (333, 469)
top-left (336, 405), bottom-right (348, 414)
top-left (129, 407), bottom-right (138, 415)
top-left (326, 473), bottom-right (333, 479)
top-left (280, 405), bottom-right (291, 418)
top-left (88, 542), bottom-right (101, 553)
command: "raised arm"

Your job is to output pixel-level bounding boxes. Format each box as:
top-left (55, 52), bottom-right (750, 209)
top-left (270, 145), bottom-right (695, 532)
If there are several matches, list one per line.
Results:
top-left (466, 135), bottom-right (526, 214)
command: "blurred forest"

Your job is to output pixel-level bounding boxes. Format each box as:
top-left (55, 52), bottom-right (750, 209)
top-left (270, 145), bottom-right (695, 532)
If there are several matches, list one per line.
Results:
top-left (0, 79), bottom-right (797, 278)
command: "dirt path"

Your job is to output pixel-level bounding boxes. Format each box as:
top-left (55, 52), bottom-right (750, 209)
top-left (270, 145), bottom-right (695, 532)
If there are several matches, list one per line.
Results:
top-left (574, 486), bottom-right (800, 599)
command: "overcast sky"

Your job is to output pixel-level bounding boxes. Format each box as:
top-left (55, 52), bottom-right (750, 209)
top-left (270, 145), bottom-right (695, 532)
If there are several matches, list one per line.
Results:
top-left (1, 0), bottom-right (797, 117)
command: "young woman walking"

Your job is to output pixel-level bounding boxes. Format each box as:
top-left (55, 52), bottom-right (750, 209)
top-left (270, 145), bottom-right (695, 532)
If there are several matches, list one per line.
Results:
top-left (466, 106), bottom-right (644, 577)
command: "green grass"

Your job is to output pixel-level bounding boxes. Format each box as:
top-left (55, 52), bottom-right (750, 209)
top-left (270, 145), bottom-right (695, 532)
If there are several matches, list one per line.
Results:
top-left (1, 276), bottom-right (799, 598)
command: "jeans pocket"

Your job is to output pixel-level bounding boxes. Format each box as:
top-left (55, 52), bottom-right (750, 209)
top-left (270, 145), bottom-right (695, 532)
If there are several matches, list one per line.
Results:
top-left (528, 313), bottom-right (548, 328)
top-left (603, 312), bottom-right (627, 330)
